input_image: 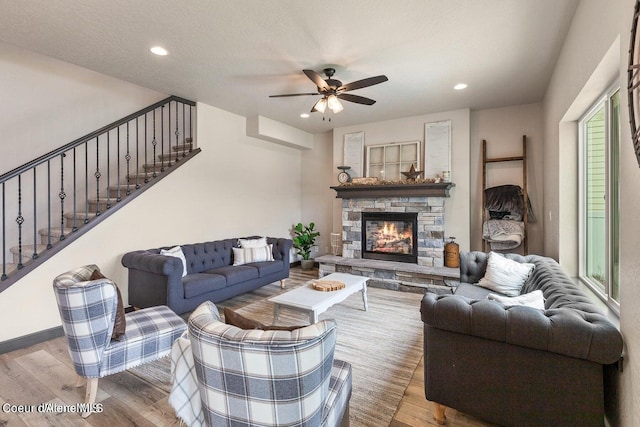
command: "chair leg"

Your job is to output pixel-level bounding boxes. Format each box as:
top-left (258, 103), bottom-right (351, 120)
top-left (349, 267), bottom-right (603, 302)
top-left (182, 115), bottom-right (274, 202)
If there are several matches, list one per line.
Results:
top-left (280, 279), bottom-right (286, 289)
top-left (82, 378), bottom-right (99, 418)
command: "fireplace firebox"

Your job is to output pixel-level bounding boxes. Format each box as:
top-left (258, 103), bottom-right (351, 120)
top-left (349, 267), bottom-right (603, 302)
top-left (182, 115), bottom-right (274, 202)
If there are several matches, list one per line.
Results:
top-left (361, 212), bottom-right (418, 263)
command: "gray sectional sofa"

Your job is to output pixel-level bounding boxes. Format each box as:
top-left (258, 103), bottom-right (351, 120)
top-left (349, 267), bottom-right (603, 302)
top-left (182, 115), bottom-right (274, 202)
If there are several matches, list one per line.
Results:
top-left (122, 237), bottom-right (292, 314)
top-left (421, 251), bottom-right (623, 427)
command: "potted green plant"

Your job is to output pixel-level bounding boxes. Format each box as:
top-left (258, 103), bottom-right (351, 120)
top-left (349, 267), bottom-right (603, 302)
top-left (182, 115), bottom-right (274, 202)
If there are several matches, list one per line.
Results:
top-left (292, 222), bottom-right (320, 270)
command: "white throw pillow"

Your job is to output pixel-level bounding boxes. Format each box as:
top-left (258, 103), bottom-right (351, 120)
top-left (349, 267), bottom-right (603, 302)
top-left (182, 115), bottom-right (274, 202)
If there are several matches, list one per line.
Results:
top-left (477, 252), bottom-right (535, 297)
top-left (160, 245), bottom-right (188, 277)
top-left (488, 290), bottom-right (545, 310)
top-left (233, 244), bottom-right (274, 266)
top-left (238, 237), bottom-right (268, 248)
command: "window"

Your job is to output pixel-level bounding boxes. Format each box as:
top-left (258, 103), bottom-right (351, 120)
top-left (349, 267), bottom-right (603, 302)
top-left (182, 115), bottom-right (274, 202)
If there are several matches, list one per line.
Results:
top-left (579, 86), bottom-right (620, 309)
top-left (366, 141), bottom-right (419, 181)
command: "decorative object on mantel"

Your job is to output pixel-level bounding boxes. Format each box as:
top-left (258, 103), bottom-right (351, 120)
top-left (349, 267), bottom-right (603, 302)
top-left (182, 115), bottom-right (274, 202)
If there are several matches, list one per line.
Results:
top-left (337, 166), bottom-right (352, 183)
top-left (350, 177), bottom-right (379, 185)
top-left (401, 164), bottom-right (424, 182)
top-left (312, 280), bottom-right (346, 292)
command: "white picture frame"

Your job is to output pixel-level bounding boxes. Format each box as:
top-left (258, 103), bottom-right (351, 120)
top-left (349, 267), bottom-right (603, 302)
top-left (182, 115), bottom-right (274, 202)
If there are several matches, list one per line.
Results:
top-left (424, 120), bottom-right (451, 180)
top-left (343, 131), bottom-right (364, 178)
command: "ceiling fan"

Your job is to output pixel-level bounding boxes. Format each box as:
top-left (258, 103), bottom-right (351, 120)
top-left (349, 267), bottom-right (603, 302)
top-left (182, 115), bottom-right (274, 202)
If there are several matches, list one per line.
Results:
top-left (269, 68), bottom-right (388, 115)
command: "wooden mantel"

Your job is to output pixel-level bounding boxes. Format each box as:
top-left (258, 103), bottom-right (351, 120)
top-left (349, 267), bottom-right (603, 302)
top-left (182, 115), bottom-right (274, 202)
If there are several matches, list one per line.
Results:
top-left (330, 182), bottom-right (455, 199)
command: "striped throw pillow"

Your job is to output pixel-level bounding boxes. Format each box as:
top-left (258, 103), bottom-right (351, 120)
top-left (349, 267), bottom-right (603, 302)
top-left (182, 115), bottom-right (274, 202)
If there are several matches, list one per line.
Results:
top-left (232, 244), bottom-right (274, 265)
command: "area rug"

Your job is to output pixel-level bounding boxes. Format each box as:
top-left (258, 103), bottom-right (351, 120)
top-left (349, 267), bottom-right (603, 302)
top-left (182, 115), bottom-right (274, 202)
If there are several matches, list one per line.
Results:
top-left (130, 279), bottom-right (425, 426)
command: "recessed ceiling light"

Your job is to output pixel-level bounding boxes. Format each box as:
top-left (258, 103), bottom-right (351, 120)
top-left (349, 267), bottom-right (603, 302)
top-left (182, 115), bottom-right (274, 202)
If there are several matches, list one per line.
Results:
top-left (454, 83), bottom-right (468, 90)
top-left (150, 46), bottom-right (168, 56)
top-left (300, 113), bottom-right (310, 118)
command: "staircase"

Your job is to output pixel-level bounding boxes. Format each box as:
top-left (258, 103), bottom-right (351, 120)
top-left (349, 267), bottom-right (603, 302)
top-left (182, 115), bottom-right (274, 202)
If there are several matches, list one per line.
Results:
top-left (0, 96), bottom-right (200, 292)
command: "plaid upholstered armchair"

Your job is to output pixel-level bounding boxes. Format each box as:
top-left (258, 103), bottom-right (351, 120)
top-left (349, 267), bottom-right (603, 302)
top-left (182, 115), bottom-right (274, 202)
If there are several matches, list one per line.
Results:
top-left (186, 301), bottom-right (352, 426)
top-left (53, 265), bottom-right (186, 417)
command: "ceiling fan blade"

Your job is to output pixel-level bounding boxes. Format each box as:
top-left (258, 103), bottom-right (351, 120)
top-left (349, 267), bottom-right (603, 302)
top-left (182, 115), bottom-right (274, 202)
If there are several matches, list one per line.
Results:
top-left (339, 75), bottom-right (388, 92)
top-left (338, 93), bottom-right (376, 105)
top-left (303, 69), bottom-right (330, 91)
top-left (269, 93), bottom-right (319, 98)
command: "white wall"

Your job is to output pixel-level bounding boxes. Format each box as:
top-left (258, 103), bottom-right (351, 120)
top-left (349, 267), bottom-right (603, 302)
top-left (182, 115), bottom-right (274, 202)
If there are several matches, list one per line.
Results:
top-left (543, 0), bottom-right (639, 425)
top-left (0, 42), bottom-right (165, 171)
top-left (470, 103), bottom-right (544, 254)
top-left (0, 103), bottom-right (304, 343)
top-left (301, 131), bottom-right (334, 258)
top-left (332, 110), bottom-right (471, 252)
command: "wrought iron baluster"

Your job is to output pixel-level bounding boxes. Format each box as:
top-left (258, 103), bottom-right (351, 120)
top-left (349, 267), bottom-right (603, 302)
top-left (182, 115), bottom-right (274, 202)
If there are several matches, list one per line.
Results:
top-left (84, 141), bottom-right (89, 224)
top-left (16, 174), bottom-right (24, 269)
top-left (72, 147), bottom-right (78, 232)
top-left (106, 131), bottom-right (111, 209)
top-left (189, 105), bottom-right (194, 152)
top-left (175, 101), bottom-right (180, 163)
top-left (47, 160), bottom-right (52, 249)
top-left (117, 126), bottom-right (121, 202)
top-left (2, 182), bottom-right (6, 280)
top-left (161, 105), bottom-right (165, 172)
top-left (144, 113), bottom-right (149, 183)
top-left (152, 109), bottom-right (158, 178)
top-left (125, 121), bottom-right (131, 196)
top-left (95, 136), bottom-right (101, 216)
top-left (59, 153), bottom-right (66, 241)
top-left (182, 102), bottom-right (186, 158)
top-left (167, 102), bottom-right (173, 168)
top-left (32, 168), bottom-right (38, 259)
top-left (135, 116), bottom-right (140, 189)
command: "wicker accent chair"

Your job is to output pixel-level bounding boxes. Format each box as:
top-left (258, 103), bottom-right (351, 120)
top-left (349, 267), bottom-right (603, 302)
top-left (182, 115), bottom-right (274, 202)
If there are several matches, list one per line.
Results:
top-left (187, 301), bottom-right (352, 426)
top-left (53, 264), bottom-right (186, 417)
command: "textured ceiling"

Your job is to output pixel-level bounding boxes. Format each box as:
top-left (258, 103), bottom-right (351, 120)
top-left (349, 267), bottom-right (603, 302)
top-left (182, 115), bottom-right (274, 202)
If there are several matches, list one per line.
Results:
top-left (0, 0), bottom-right (579, 134)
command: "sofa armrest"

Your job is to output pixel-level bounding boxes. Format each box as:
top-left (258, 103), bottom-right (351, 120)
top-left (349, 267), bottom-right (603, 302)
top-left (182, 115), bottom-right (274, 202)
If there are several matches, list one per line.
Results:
top-left (121, 250), bottom-right (184, 276)
top-left (266, 237), bottom-right (292, 263)
top-left (420, 292), bottom-right (623, 365)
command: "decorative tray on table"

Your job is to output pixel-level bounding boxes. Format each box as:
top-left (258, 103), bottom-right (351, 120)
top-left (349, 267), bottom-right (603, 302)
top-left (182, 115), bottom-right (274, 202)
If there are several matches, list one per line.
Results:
top-left (312, 280), bottom-right (346, 292)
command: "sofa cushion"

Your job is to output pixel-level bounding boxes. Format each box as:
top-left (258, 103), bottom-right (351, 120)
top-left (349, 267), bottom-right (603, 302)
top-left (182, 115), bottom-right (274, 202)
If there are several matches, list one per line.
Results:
top-left (488, 290), bottom-right (546, 310)
top-left (204, 265), bottom-right (259, 286)
top-left (183, 273), bottom-right (227, 299)
top-left (247, 259), bottom-right (284, 277)
top-left (477, 252), bottom-right (534, 296)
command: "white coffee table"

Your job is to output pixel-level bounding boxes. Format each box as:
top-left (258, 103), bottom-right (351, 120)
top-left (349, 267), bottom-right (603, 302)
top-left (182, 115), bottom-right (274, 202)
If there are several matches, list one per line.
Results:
top-left (269, 272), bottom-right (369, 324)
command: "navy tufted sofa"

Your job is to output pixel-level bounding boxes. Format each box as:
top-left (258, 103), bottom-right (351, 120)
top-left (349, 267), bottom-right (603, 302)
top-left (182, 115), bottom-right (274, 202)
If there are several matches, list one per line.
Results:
top-left (421, 251), bottom-right (623, 427)
top-left (122, 237), bottom-right (292, 315)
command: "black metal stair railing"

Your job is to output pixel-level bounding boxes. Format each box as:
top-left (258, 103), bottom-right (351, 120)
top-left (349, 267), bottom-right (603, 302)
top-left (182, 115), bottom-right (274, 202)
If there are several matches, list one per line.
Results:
top-left (0, 95), bottom-right (199, 292)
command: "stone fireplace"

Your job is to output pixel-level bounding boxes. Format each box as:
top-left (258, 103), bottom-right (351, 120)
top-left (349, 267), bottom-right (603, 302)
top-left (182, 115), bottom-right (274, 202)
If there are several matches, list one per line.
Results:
top-left (318, 182), bottom-right (459, 293)
top-left (331, 182), bottom-right (454, 267)
top-left (341, 196), bottom-right (445, 267)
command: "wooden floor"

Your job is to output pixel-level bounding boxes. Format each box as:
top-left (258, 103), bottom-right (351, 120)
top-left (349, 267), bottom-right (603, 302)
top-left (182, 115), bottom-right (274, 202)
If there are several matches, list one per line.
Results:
top-left (0, 267), bottom-right (494, 426)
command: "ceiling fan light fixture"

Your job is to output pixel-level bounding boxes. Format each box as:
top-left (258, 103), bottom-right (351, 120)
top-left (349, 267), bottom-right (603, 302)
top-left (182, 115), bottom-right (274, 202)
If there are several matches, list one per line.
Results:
top-left (327, 95), bottom-right (344, 113)
top-left (312, 97), bottom-right (328, 113)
